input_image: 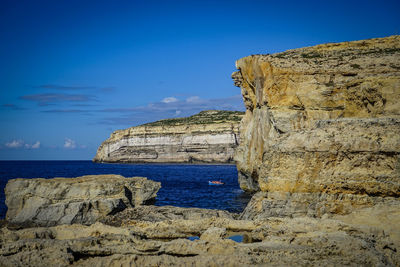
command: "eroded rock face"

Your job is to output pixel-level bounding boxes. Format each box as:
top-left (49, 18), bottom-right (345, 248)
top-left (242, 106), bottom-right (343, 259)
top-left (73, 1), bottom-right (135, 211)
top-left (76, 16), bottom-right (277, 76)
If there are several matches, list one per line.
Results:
top-left (93, 110), bottom-right (244, 163)
top-left (5, 175), bottom-right (161, 226)
top-left (232, 35), bottom-right (400, 218)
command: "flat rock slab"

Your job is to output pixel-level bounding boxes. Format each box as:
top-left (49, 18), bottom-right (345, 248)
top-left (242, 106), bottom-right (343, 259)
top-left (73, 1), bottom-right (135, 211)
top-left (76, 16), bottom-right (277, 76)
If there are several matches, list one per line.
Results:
top-left (101, 205), bottom-right (234, 226)
top-left (5, 175), bottom-right (161, 227)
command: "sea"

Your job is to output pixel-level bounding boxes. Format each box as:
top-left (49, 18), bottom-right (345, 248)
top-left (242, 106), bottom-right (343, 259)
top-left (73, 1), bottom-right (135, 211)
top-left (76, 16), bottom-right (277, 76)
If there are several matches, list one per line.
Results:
top-left (0, 160), bottom-right (252, 219)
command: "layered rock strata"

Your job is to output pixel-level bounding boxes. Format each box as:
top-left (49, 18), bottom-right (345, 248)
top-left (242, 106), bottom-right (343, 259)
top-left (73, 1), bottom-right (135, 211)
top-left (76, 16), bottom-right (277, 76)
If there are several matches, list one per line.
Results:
top-left (93, 110), bottom-right (244, 163)
top-left (5, 175), bottom-right (161, 226)
top-left (232, 35), bottom-right (400, 218)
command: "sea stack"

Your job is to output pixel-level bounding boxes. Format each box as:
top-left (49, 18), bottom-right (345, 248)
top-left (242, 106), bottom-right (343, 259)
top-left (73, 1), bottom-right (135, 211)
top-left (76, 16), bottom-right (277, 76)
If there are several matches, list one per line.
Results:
top-left (93, 110), bottom-right (244, 163)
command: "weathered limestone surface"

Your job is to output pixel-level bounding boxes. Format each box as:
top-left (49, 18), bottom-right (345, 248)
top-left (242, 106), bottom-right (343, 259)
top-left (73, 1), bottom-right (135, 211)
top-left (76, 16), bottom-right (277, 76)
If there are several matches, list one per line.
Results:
top-left (93, 110), bottom-right (244, 163)
top-left (1, 206), bottom-right (399, 266)
top-left (5, 175), bottom-right (161, 226)
top-left (101, 205), bottom-right (234, 225)
top-left (232, 35), bottom-right (400, 218)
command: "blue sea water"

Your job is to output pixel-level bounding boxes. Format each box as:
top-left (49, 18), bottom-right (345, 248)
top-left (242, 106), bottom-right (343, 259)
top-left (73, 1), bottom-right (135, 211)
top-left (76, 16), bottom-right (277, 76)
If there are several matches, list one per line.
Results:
top-left (0, 161), bottom-right (251, 219)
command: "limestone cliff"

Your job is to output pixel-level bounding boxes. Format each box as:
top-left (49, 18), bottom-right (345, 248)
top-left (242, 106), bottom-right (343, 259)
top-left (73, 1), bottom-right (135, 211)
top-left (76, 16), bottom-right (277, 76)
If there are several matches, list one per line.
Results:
top-left (94, 110), bottom-right (244, 163)
top-left (232, 36), bottom-right (400, 218)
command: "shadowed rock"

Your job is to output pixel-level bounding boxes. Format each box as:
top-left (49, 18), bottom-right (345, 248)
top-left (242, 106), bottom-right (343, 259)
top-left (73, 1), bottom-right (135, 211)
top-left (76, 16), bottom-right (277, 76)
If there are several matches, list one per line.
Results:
top-left (101, 205), bottom-right (234, 226)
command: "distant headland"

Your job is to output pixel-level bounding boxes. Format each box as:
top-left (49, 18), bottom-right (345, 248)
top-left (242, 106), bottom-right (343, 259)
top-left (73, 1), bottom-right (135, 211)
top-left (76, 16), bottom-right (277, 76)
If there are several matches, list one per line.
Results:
top-left (93, 110), bottom-right (244, 163)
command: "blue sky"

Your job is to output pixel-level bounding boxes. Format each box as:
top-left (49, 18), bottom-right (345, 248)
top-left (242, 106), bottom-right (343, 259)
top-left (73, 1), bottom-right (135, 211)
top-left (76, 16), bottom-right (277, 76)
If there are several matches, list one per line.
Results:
top-left (1, 0), bottom-right (399, 160)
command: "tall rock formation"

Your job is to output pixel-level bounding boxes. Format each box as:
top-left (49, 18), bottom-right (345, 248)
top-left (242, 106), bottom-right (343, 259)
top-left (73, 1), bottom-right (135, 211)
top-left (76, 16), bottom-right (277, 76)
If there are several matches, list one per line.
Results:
top-left (232, 36), bottom-right (400, 218)
top-left (94, 110), bottom-right (243, 163)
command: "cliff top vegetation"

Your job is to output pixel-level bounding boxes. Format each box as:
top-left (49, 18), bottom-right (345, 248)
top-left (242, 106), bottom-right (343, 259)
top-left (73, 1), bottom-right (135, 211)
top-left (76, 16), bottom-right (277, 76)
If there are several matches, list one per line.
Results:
top-left (141, 110), bottom-right (244, 126)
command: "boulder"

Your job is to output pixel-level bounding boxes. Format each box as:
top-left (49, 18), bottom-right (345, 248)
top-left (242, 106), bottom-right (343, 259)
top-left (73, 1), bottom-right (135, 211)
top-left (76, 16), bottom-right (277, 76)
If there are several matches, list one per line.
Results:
top-left (5, 174), bottom-right (161, 226)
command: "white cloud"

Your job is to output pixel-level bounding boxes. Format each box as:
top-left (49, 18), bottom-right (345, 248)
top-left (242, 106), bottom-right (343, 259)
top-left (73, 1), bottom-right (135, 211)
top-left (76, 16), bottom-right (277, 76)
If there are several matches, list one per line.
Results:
top-left (5, 140), bottom-right (24, 148)
top-left (24, 141), bottom-right (40, 149)
top-left (5, 140), bottom-right (41, 149)
top-left (175, 110), bottom-right (182, 116)
top-left (31, 141), bottom-right (40, 149)
top-left (186, 96), bottom-right (201, 103)
top-left (161, 97), bottom-right (178, 103)
top-left (64, 138), bottom-right (76, 149)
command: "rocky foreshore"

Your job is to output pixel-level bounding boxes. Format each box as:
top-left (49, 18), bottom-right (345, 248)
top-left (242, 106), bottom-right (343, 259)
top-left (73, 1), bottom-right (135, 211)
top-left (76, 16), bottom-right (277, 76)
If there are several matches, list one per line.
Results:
top-left (93, 110), bottom-right (244, 163)
top-left (1, 175), bottom-right (399, 266)
top-left (1, 36), bottom-right (400, 266)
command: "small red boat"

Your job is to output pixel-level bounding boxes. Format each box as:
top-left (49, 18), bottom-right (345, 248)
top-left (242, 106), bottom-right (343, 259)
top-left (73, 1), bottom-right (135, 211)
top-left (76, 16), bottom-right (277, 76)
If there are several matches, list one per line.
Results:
top-left (208, 180), bottom-right (224, 185)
